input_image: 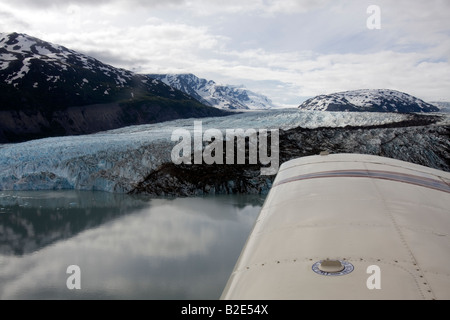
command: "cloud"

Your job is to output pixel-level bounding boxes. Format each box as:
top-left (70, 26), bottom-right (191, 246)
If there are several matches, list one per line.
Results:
top-left (44, 21), bottom-right (228, 72)
top-left (2, 0), bottom-right (184, 9)
top-left (262, 0), bottom-right (333, 14)
top-left (1, 0), bottom-right (449, 105)
top-left (0, 8), bottom-right (30, 31)
top-left (3, 0), bottom-right (334, 15)
top-left (202, 48), bottom-right (450, 104)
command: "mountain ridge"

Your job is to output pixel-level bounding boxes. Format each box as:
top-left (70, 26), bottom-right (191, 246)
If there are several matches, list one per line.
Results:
top-left (299, 89), bottom-right (440, 113)
top-left (0, 32), bottom-right (230, 143)
top-left (149, 73), bottom-right (278, 110)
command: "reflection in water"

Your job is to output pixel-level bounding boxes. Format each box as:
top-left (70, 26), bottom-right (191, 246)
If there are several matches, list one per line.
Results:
top-left (0, 191), bottom-right (264, 300)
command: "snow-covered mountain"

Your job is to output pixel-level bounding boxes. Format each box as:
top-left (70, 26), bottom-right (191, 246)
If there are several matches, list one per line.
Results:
top-left (431, 101), bottom-right (450, 113)
top-left (149, 73), bottom-right (278, 110)
top-left (0, 109), bottom-right (448, 195)
top-left (0, 32), bottom-right (229, 143)
top-left (299, 89), bottom-right (440, 113)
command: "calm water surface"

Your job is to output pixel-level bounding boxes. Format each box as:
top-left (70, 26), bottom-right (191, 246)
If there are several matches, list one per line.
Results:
top-left (0, 191), bottom-right (265, 300)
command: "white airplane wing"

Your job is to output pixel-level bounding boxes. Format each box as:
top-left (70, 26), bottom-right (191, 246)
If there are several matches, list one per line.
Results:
top-left (221, 153), bottom-right (450, 300)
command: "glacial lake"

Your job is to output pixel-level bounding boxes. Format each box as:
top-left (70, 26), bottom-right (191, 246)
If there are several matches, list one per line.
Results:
top-left (0, 190), bottom-right (265, 300)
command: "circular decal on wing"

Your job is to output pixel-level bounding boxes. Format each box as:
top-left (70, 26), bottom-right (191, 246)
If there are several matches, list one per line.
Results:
top-left (312, 260), bottom-right (354, 276)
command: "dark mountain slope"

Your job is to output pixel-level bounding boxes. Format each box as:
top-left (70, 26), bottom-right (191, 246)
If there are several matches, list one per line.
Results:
top-left (0, 32), bottom-right (230, 143)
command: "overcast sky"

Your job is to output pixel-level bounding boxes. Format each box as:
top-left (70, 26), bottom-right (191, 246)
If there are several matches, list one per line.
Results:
top-left (1, 0), bottom-right (449, 107)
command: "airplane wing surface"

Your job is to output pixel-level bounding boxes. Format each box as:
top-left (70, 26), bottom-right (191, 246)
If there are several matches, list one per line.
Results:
top-left (221, 154), bottom-right (450, 300)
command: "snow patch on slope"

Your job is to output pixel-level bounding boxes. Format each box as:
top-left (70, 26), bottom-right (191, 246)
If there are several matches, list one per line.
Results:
top-left (299, 89), bottom-right (439, 113)
top-left (151, 73), bottom-right (278, 110)
top-left (0, 32), bottom-right (134, 91)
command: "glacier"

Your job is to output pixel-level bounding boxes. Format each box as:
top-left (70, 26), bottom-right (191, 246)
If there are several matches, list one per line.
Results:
top-left (0, 109), bottom-right (447, 194)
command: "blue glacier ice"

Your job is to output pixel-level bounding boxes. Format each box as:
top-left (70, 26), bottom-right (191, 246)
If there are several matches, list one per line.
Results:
top-left (0, 109), bottom-right (422, 193)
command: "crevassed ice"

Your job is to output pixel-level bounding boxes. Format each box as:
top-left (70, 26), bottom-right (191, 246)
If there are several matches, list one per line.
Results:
top-left (0, 110), bottom-right (410, 193)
